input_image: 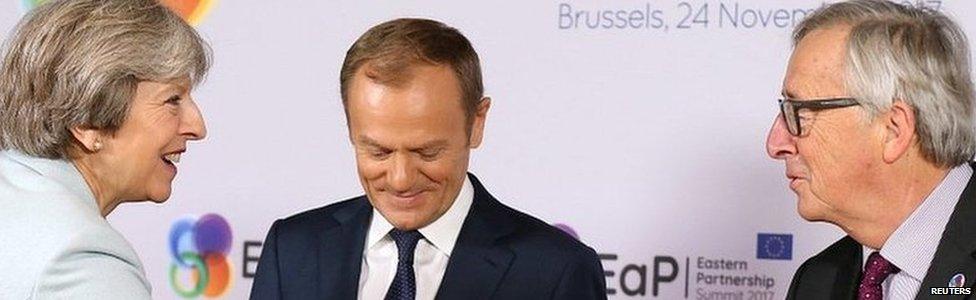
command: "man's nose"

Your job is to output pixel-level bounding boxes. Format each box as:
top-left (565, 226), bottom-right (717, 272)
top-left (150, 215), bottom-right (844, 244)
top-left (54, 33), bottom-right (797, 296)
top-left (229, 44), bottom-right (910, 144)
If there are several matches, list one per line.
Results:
top-left (387, 153), bottom-right (417, 193)
top-left (767, 113), bottom-right (797, 160)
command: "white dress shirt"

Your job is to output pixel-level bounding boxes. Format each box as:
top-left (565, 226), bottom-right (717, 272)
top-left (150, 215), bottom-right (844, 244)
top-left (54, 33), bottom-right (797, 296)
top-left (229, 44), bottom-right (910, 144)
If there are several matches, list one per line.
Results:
top-left (861, 164), bottom-right (972, 299)
top-left (358, 177), bottom-right (474, 300)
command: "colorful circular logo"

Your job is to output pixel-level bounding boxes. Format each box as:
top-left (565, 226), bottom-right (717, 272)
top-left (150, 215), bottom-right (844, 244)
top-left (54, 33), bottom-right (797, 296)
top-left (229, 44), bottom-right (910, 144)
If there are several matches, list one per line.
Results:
top-left (21, 0), bottom-right (215, 26)
top-left (168, 214), bottom-right (234, 298)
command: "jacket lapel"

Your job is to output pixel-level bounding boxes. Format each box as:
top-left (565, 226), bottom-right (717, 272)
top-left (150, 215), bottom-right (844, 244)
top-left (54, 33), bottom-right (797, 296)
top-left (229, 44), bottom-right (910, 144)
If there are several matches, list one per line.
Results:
top-left (830, 238), bottom-right (862, 300)
top-left (786, 236), bottom-right (861, 300)
top-left (436, 173), bottom-right (515, 300)
top-left (317, 198), bottom-right (372, 299)
top-left (917, 165), bottom-right (976, 300)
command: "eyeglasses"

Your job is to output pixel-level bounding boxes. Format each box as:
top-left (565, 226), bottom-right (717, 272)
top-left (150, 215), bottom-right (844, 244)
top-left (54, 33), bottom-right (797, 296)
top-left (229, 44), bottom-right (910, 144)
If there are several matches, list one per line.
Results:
top-left (778, 97), bottom-right (859, 136)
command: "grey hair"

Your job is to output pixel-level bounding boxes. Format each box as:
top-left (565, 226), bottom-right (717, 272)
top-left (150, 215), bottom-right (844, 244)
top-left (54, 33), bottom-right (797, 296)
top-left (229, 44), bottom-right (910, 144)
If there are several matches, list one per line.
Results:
top-left (793, 0), bottom-right (976, 167)
top-left (0, 0), bottom-right (211, 159)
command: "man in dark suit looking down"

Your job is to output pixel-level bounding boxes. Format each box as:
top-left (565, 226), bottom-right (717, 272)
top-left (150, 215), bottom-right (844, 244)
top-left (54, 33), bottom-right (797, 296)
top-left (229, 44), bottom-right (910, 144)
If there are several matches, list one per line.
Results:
top-left (250, 18), bottom-right (607, 300)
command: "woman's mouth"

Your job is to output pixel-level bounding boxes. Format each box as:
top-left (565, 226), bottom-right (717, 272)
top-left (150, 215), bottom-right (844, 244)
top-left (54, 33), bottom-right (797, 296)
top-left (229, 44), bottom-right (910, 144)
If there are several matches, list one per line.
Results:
top-left (162, 152), bottom-right (182, 174)
top-left (163, 152), bottom-right (181, 164)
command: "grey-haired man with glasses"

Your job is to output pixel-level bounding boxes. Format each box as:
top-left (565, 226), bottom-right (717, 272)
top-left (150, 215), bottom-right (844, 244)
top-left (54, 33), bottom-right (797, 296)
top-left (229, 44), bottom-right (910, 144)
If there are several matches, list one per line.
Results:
top-left (765, 0), bottom-right (976, 299)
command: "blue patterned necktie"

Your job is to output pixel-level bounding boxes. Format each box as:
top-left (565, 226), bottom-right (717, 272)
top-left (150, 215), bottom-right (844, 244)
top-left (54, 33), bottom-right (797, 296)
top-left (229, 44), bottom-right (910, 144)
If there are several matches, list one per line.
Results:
top-left (385, 229), bottom-right (423, 300)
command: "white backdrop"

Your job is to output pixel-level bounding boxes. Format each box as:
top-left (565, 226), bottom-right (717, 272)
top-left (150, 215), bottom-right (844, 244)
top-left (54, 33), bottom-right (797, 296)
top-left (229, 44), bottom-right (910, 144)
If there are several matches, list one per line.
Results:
top-left (3, 0), bottom-right (975, 299)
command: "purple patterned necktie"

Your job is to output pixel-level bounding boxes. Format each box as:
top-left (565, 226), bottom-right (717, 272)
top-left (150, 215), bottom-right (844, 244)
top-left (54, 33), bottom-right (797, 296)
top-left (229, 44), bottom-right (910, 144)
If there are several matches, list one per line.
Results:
top-left (858, 252), bottom-right (900, 300)
top-left (385, 229), bottom-right (423, 300)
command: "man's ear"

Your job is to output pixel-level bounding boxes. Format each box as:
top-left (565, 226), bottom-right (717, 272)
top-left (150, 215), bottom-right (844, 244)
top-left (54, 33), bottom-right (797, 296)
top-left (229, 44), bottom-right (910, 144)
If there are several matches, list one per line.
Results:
top-left (882, 100), bottom-right (916, 164)
top-left (468, 97), bottom-right (491, 148)
top-left (70, 125), bottom-right (104, 152)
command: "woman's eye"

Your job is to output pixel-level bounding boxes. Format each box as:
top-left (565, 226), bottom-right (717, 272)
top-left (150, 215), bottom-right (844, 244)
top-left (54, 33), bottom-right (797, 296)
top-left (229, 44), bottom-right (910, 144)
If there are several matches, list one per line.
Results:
top-left (166, 95), bottom-right (182, 105)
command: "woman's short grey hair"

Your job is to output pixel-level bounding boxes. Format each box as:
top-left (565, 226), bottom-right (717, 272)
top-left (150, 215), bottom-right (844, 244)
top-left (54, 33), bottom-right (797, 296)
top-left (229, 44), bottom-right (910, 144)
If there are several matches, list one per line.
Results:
top-left (0, 0), bottom-right (211, 159)
top-left (794, 0), bottom-right (975, 167)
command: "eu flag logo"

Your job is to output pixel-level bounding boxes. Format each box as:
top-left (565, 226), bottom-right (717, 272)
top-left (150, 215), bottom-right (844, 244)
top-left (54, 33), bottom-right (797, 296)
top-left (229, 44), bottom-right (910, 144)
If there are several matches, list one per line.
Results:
top-left (757, 233), bottom-right (793, 260)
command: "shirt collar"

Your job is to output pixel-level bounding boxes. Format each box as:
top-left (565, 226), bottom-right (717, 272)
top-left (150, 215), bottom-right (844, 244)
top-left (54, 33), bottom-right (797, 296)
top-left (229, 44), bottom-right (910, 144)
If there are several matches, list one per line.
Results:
top-left (366, 176), bottom-right (474, 256)
top-left (865, 164), bottom-right (973, 280)
top-left (365, 207), bottom-right (394, 251)
top-left (1, 150), bottom-right (99, 213)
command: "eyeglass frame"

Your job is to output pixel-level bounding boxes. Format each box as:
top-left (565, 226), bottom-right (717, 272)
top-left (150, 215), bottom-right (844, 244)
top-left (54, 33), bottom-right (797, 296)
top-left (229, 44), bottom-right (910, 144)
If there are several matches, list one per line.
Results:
top-left (778, 97), bottom-right (859, 136)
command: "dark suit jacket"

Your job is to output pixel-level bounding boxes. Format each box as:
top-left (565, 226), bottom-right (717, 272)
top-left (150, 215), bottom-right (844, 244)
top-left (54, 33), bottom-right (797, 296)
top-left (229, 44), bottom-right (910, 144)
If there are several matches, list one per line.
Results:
top-left (786, 165), bottom-right (976, 300)
top-left (249, 174), bottom-right (607, 299)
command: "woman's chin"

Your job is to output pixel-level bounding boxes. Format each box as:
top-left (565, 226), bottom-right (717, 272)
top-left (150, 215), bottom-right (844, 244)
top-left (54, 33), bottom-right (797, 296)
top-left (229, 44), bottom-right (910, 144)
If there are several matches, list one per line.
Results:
top-left (145, 186), bottom-right (173, 203)
top-left (149, 196), bottom-right (170, 204)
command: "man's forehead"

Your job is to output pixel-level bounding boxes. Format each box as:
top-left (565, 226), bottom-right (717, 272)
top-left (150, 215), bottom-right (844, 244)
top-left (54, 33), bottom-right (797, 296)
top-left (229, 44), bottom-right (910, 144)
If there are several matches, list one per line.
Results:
top-left (784, 25), bottom-right (852, 99)
top-left (358, 61), bottom-right (454, 88)
top-left (347, 69), bottom-right (465, 119)
top-left (356, 134), bottom-right (449, 150)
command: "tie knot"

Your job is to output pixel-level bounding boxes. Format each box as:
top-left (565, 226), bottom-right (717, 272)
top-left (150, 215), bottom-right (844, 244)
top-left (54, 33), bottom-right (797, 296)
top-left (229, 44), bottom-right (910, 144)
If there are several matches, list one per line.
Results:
top-left (858, 251), bottom-right (900, 300)
top-left (863, 252), bottom-right (900, 283)
top-left (389, 229), bottom-right (423, 261)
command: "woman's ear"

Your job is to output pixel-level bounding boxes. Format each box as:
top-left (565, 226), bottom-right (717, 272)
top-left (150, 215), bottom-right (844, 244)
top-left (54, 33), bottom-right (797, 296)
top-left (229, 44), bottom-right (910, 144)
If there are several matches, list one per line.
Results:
top-left (70, 125), bottom-right (104, 152)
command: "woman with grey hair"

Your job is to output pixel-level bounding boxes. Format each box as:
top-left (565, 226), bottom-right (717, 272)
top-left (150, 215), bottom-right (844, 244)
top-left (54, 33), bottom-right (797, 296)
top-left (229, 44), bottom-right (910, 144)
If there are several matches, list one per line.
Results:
top-left (0, 0), bottom-right (211, 298)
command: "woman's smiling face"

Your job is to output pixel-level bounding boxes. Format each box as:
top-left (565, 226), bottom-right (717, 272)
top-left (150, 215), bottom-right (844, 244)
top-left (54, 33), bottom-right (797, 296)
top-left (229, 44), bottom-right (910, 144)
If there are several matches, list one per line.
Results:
top-left (95, 78), bottom-right (207, 202)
